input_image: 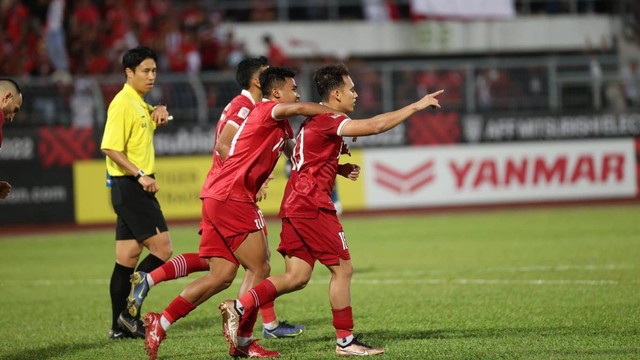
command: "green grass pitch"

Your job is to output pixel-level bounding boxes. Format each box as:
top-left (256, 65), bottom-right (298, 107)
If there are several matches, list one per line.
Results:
top-left (0, 204), bottom-right (638, 359)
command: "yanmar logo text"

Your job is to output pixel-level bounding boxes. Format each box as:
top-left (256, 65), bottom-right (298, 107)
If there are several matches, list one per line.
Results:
top-left (374, 161), bottom-right (435, 194)
top-left (373, 153), bottom-right (627, 195)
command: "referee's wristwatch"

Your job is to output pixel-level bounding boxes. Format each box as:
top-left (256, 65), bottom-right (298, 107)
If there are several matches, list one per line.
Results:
top-left (135, 169), bottom-right (146, 180)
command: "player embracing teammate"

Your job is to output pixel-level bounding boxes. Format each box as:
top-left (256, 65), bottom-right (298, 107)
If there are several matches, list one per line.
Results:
top-left (219, 64), bottom-right (442, 357)
top-left (143, 67), bottom-right (340, 359)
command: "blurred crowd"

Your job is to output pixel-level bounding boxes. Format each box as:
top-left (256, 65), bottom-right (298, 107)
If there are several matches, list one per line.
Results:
top-left (0, 0), bottom-right (414, 78)
top-left (0, 0), bottom-right (279, 78)
top-left (1, 0), bottom-right (635, 129)
top-left (0, 0), bottom-right (620, 79)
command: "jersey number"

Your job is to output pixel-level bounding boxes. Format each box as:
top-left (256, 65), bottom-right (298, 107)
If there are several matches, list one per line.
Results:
top-left (254, 209), bottom-right (266, 230)
top-left (338, 231), bottom-right (348, 250)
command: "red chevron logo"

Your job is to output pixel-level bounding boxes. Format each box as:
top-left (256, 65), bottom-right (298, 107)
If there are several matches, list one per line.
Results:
top-left (39, 127), bottom-right (96, 167)
top-left (374, 160), bottom-right (435, 194)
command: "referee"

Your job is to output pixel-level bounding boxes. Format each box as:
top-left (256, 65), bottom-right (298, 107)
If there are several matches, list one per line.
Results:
top-left (100, 46), bottom-right (173, 340)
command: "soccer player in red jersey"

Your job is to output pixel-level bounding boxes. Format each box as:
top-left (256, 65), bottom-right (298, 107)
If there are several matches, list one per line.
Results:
top-left (143, 67), bottom-right (339, 360)
top-left (219, 64), bottom-right (443, 356)
top-left (122, 57), bottom-right (304, 340)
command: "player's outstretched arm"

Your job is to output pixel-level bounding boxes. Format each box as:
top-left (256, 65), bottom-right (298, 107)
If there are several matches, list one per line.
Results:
top-left (273, 102), bottom-right (341, 120)
top-left (340, 89), bottom-right (443, 137)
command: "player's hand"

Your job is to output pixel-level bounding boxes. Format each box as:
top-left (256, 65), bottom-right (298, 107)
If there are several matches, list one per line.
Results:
top-left (0, 181), bottom-right (12, 199)
top-left (256, 187), bottom-right (267, 202)
top-left (138, 176), bottom-right (159, 193)
top-left (256, 174), bottom-right (274, 202)
top-left (414, 89), bottom-right (443, 111)
top-left (151, 105), bottom-right (170, 126)
top-left (338, 163), bottom-right (360, 181)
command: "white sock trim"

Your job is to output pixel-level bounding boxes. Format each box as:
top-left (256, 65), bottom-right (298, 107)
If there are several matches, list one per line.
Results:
top-left (238, 335), bottom-right (253, 347)
top-left (337, 334), bottom-right (354, 347)
top-left (263, 320), bottom-right (279, 330)
top-left (160, 316), bottom-right (171, 331)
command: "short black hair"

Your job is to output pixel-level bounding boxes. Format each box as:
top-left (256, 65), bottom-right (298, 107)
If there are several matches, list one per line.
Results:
top-left (122, 46), bottom-right (157, 72)
top-left (236, 56), bottom-right (268, 89)
top-left (259, 67), bottom-right (296, 96)
top-left (0, 78), bottom-right (21, 95)
top-left (313, 64), bottom-right (350, 100)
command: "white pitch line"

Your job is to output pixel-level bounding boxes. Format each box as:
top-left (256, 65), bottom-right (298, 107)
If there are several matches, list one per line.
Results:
top-left (388, 264), bottom-right (634, 277)
top-left (449, 278), bottom-right (619, 286)
top-left (2, 265), bottom-right (630, 288)
top-left (0, 277), bottom-right (622, 287)
top-left (315, 278), bottom-right (620, 286)
top-left (477, 264), bottom-right (634, 273)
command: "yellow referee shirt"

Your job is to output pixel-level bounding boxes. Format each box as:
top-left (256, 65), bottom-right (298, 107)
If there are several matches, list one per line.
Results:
top-left (101, 83), bottom-right (157, 176)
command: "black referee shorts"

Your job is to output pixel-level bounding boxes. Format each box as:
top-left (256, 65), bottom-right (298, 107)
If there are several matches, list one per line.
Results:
top-left (110, 175), bottom-right (168, 242)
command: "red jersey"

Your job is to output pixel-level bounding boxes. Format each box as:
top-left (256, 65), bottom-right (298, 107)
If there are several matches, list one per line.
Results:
top-left (279, 113), bottom-right (351, 218)
top-left (201, 100), bottom-right (294, 203)
top-left (200, 90), bottom-right (255, 198)
top-left (204, 89), bottom-right (255, 176)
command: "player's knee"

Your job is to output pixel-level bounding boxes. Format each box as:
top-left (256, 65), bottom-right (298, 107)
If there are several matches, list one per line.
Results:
top-left (293, 280), bottom-right (308, 291)
top-left (339, 261), bottom-right (354, 278)
top-left (260, 262), bottom-right (271, 278)
top-left (331, 267), bottom-right (353, 283)
top-left (219, 276), bottom-right (234, 290)
top-left (288, 272), bottom-right (311, 291)
top-left (212, 268), bottom-right (237, 289)
top-left (247, 262), bottom-right (271, 279)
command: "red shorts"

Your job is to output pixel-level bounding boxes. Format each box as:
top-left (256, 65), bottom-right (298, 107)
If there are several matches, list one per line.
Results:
top-left (278, 209), bottom-right (350, 267)
top-left (199, 198), bottom-right (266, 265)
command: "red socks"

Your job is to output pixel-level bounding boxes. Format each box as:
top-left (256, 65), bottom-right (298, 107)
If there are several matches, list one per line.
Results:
top-left (162, 295), bottom-right (196, 324)
top-left (238, 279), bottom-right (278, 314)
top-left (259, 301), bottom-right (277, 324)
top-left (332, 306), bottom-right (354, 339)
top-left (238, 281), bottom-right (278, 337)
top-left (238, 308), bottom-right (259, 338)
top-left (149, 253), bottom-right (208, 284)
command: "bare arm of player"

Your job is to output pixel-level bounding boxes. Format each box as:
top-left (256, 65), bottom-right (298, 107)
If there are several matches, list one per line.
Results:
top-left (272, 102), bottom-right (341, 120)
top-left (150, 105), bottom-right (170, 126)
top-left (340, 89), bottom-right (443, 137)
top-left (102, 148), bottom-right (159, 193)
top-left (338, 163), bottom-right (360, 181)
top-left (215, 123), bottom-right (239, 160)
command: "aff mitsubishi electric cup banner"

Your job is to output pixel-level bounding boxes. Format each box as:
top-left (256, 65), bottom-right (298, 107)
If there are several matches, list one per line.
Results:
top-left (364, 139), bottom-right (637, 209)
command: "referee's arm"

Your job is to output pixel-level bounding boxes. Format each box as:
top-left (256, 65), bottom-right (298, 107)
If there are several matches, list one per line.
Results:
top-left (102, 148), bottom-right (159, 193)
